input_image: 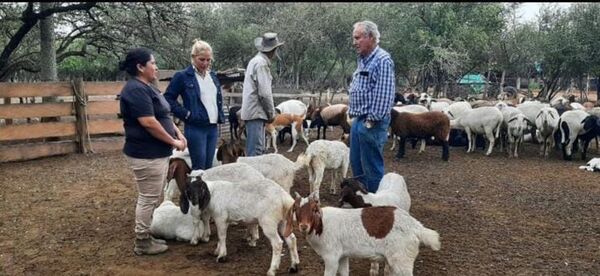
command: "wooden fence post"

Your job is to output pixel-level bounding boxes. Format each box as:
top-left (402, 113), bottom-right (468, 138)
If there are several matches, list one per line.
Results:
top-left (73, 78), bottom-right (91, 153)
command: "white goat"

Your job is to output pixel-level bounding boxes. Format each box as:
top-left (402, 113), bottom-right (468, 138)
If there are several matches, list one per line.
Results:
top-left (164, 162), bottom-right (265, 203)
top-left (276, 99), bottom-right (310, 137)
top-left (338, 173), bottom-right (411, 211)
top-left (288, 191), bottom-right (440, 276)
top-left (182, 174), bottom-right (300, 276)
top-left (535, 107), bottom-right (560, 157)
top-left (236, 153), bottom-right (303, 194)
top-left (295, 140), bottom-right (350, 195)
top-left (150, 200), bottom-right (196, 242)
top-left (455, 106), bottom-right (503, 156)
top-left (337, 173), bottom-right (413, 276)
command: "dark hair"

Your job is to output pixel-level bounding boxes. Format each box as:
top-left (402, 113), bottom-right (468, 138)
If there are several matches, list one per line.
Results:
top-left (118, 47), bottom-right (153, 77)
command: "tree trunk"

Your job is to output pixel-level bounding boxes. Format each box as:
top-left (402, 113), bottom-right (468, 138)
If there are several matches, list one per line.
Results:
top-left (40, 2), bottom-right (60, 127)
top-left (295, 62), bottom-right (301, 90)
top-left (484, 60), bottom-right (491, 99)
top-left (40, 2), bottom-right (58, 83)
top-left (499, 70), bottom-right (506, 95)
top-left (585, 74), bottom-right (590, 102)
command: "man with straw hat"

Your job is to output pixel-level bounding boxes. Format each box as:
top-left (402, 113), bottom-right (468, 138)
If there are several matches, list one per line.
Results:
top-left (241, 32), bottom-right (285, 156)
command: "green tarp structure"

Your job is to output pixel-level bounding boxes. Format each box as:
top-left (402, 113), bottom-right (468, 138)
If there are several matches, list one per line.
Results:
top-left (458, 73), bottom-right (488, 94)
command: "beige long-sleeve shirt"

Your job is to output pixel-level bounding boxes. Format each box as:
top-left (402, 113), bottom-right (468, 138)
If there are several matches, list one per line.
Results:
top-left (240, 52), bottom-right (276, 121)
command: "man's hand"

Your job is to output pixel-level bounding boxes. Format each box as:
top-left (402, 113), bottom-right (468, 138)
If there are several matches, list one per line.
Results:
top-left (266, 115), bottom-right (276, 124)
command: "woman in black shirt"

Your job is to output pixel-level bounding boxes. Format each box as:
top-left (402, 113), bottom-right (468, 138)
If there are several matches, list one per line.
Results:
top-left (118, 48), bottom-right (186, 255)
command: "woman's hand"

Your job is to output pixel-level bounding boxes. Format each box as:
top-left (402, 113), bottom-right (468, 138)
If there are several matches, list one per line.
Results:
top-left (177, 132), bottom-right (188, 150)
top-left (173, 139), bottom-right (186, 151)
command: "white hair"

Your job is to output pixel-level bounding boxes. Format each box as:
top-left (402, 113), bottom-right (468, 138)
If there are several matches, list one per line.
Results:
top-left (353, 20), bottom-right (380, 44)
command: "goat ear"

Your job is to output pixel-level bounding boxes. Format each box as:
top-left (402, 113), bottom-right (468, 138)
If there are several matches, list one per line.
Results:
top-left (359, 186), bottom-right (369, 194)
top-left (309, 190), bottom-right (320, 202)
top-left (179, 184), bottom-right (190, 214)
top-left (282, 206), bottom-right (295, 237)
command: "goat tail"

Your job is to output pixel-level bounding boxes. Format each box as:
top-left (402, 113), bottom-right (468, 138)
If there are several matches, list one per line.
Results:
top-left (494, 120), bottom-right (502, 139)
top-left (559, 119), bottom-right (569, 144)
top-left (417, 227), bottom-right (441, 251)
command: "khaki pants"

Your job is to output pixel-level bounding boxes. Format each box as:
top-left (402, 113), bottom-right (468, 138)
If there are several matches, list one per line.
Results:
top-left (125, 155), bottom-right (169, 238)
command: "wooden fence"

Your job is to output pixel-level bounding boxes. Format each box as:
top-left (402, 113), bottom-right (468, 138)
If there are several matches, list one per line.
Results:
top-left (0, 80), bottom-right (317, 163)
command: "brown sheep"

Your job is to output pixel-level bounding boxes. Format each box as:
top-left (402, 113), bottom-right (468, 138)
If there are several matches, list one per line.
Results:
top-left (390, 109), bottom-right (450, 161)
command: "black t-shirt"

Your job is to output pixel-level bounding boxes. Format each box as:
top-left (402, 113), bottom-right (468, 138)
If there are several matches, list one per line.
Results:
top-left (119, 78), bottom-right (176, 159)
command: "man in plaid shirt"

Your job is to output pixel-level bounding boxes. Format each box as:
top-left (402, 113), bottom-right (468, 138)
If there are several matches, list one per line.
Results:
top-left (348, 20), bottom-right (395, 193)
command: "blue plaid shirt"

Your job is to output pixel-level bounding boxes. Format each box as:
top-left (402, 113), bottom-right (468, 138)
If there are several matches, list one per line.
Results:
top-left (348, 46), bottom-right (395, 122)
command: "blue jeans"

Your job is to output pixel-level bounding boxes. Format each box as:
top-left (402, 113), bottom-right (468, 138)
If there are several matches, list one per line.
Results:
top-left (185, 124), bottom-right (218, 170)
top-left (350, 115), bottom-right (390, 193)
top-left (245, 119), bottom-right (266, 156)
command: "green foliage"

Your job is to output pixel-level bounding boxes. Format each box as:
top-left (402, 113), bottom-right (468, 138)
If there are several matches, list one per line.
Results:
top-left (1, 2), bottom-right (599, 91)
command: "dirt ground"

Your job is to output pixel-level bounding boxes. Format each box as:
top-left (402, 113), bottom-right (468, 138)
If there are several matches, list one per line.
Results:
top-left (1, 128), bottom-right (600, 276)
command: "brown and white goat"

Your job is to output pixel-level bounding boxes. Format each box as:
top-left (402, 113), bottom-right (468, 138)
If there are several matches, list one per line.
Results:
top-left (265, 113), bottom-right (309, 153)
top-left (309, 104), bottom-right (351, 140)
top-left (285, 191), bottom-right (440, 276)
top-left (390, 109), bottom-right (450, 161)
top-left (183, 175), bottom-right (300, 275)
top-left (215, 138), bottom-right (245, 164)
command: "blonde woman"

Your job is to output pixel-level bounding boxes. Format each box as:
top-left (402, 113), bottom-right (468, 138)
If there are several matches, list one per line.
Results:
top-left (165, 39), bottom-right (225, 170)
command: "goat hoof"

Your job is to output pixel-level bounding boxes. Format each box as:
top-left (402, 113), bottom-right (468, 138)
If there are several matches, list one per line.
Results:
top-left (248, 241), bottom-right (257, 247)
top-left (190, 239), bottom-right (198, 245)
top-left (288, 264), bottom-right (299, 273)
top-left (217, 256), bottom-right (227, 263)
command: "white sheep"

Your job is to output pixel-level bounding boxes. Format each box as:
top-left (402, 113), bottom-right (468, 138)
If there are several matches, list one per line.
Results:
top-left (182, 174), bottom-right (300, 276)
top-left (579, 158), bottom-right (600, 172)
top-left (288, 191), bottom-right (440, 276)
top-left (505, 113), bottom-right (530, 158)
top-left (559, 110), bottom-right (600, 160)
top-left (443, 101), bottom-right (473, 124)
top-left (150, 200), bottom-right (196, 242)
top-left (236, 153), bottom-right (302, 194)
top-left (455, 106), bottom-right (503, 156)
top-left (295, 140), bottom-right (350, 195)
top-left (535, 107), bottom-right (560, 157)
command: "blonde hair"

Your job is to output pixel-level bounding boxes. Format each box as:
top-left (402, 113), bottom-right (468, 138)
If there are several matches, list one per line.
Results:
top-left (190, 39), bottom-right (213, 63)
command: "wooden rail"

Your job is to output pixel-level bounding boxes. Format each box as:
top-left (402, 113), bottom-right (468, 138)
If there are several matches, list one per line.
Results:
top-left (0, 80), bottom-right (321, 162)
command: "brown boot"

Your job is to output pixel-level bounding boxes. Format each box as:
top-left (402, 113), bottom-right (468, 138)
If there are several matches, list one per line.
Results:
top-left (134, 238), bottom-right (168, 256)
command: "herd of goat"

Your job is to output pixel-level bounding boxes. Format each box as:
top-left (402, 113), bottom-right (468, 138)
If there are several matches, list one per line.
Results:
top-left (148, 90), bottom-right (600, 275)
